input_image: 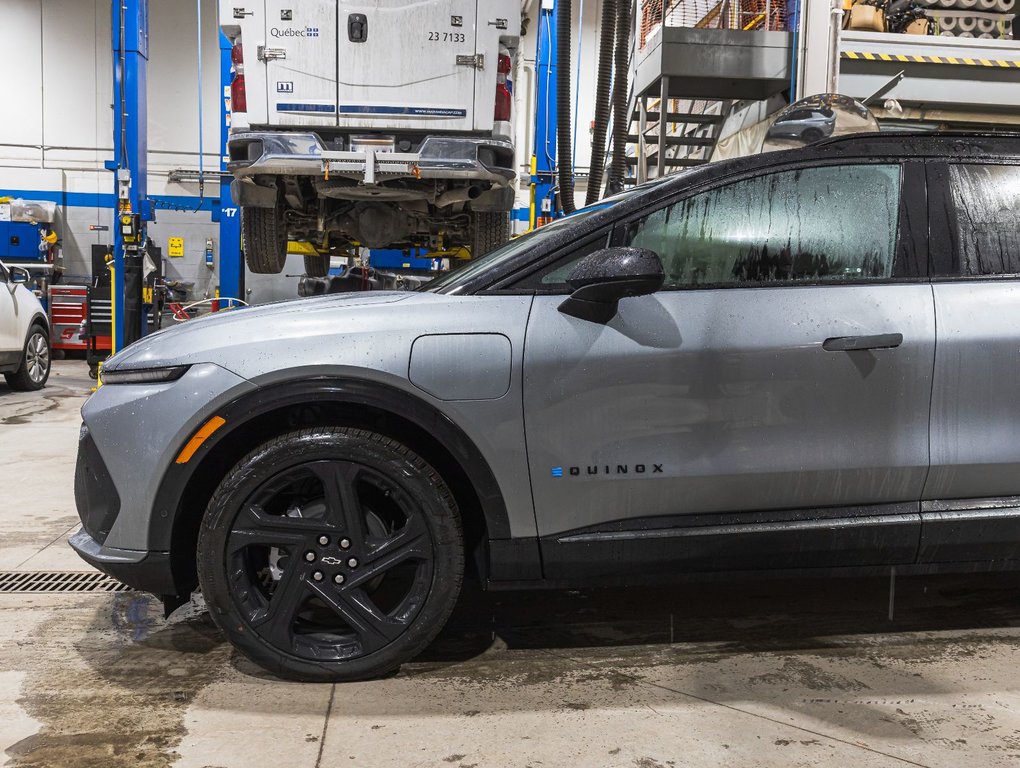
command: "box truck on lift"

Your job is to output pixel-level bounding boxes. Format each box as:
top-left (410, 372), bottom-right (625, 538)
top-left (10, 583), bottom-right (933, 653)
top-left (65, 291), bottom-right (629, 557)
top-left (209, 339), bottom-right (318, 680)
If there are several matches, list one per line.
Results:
top-left (219, 1), bottom-right (521, 278)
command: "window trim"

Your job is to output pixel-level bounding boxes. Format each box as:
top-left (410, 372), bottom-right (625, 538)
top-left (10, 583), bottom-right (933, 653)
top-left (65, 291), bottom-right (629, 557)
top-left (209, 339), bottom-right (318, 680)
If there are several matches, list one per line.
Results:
top-left (484, 228), bottom-right (615, 294)
top-left (929, 158), bottom-right (1020, 282)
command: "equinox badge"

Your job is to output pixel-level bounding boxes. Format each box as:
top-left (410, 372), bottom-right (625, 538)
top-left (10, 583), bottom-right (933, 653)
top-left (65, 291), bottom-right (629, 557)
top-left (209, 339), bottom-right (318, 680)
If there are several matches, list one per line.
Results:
top-left (551, 464), bottom-right (664, 477)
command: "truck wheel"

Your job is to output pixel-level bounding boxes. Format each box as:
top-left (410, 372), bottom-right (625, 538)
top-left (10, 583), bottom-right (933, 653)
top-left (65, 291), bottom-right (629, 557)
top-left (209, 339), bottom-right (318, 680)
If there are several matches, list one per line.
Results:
top-left (303, 254), bottom-right (329, 278)
top-left (469, 211), bottom-right (510, 258)
top-left (242, 206), bottom-right (288, 274)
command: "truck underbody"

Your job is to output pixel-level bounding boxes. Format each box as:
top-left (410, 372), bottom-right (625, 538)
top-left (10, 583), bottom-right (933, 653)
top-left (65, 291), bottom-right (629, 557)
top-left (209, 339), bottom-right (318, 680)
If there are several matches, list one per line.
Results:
top-left (230, 130), bottom-right (516, 274)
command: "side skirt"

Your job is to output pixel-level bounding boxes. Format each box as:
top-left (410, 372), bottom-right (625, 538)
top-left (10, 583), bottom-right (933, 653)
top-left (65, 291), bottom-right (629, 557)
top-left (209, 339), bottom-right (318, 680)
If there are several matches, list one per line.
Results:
top-left (486, 499), bottom-right (1020, 589)
top-left (537, 503), bottom-right (922, 582)
top-left (919, 497), bottom-right (1020, 563)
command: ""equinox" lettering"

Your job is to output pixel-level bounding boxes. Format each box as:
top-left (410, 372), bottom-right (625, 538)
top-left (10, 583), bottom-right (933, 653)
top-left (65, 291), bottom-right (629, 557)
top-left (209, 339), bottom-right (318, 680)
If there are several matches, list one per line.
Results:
top-left (567, 464), bottom-right (663, 475)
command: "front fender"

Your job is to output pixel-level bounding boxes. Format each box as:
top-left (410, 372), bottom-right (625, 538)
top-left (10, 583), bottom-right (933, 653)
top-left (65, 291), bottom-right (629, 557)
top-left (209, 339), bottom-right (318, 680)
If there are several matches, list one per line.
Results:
top-left (151, 375), bottom-right (515, 547)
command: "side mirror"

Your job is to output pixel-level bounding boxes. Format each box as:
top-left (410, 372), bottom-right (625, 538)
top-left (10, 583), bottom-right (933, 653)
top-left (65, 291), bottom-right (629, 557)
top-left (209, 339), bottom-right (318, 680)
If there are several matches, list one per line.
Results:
top-left (8, 267), bottom-right (30, 285)
top-left (558, 247), bottom-right (664, 323)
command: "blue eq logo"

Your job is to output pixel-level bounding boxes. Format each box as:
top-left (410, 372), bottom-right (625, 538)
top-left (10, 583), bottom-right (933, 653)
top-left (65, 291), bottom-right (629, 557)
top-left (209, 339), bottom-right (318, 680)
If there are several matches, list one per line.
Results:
top-left (550, 467), bottom-right (563, 477)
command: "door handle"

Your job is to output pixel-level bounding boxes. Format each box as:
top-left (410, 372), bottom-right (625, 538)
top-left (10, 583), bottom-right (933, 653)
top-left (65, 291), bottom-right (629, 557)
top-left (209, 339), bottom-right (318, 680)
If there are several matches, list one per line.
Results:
top-left (823, 333), bottom-right (903, 352)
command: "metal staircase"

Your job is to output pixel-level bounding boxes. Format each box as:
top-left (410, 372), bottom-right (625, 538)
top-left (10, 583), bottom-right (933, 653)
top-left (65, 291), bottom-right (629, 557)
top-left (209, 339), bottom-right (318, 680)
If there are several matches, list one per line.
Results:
top-left (616, 0), bottom-right (793, 186)
top-left (627, 96), bottom-right (729, 182)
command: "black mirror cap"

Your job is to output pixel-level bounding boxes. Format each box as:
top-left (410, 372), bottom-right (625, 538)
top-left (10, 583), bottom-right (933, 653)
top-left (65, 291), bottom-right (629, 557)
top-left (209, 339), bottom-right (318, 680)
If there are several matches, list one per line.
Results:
top-left (566, 246), bottom-right (664, 296)
top-left (558, 247), bottom-right (664, 323)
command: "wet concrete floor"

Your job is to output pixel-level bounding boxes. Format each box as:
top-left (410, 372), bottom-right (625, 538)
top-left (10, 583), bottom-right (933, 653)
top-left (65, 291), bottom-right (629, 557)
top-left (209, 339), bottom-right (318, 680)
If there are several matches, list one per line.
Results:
top-left (2, 361), bottom-right (1020, 767)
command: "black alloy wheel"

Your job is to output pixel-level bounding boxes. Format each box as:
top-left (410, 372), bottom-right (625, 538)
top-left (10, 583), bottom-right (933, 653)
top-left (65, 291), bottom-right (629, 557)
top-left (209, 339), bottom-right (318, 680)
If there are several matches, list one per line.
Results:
top-left (198, 428), bottom-right (463, 681)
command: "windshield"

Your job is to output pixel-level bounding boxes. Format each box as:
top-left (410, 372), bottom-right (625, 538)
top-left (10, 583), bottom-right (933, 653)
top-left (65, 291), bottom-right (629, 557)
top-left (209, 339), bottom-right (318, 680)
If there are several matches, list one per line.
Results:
top-left (425, 176), bottom-right (685, 293)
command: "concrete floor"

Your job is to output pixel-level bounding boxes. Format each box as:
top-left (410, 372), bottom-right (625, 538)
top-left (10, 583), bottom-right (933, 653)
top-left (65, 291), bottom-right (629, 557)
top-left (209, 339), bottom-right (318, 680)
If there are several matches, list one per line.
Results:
top-left (3, 361), bottom-right (1020, 768)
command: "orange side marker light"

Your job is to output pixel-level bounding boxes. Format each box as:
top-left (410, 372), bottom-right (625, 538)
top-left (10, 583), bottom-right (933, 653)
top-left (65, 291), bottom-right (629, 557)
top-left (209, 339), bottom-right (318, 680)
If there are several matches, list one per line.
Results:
top-left (175, 416), bottom-right (227, 464)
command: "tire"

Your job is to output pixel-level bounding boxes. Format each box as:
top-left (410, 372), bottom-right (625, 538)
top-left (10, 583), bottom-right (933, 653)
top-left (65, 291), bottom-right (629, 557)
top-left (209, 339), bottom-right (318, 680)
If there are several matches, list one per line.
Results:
top-left (801, 128), bottom-right (824, 144)
top-left (469, 211), bottom-right (510, 258)
top-left (198, 427), bottom-right (464, 682)
top-left (303, 254), bottom-right (329, 278)
top-left (4, 324), bottom-right (50, 391)
top-left (242, 206), bottom-right (288, 274)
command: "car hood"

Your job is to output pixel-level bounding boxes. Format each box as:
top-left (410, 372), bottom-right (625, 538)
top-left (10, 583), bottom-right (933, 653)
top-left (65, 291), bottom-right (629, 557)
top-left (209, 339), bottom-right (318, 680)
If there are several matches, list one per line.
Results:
top-left (105, 291), bottom-right (413, 372)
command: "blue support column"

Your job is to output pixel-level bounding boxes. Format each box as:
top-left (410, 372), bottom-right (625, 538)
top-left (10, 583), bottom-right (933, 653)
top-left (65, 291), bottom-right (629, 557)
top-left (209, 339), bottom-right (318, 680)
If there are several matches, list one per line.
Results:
top-left (107, 0), bottom-right (149, 351)
top-left (532, 0), bottom-right (559, 225)
top-left (218, 30), bottom-right (243, 303)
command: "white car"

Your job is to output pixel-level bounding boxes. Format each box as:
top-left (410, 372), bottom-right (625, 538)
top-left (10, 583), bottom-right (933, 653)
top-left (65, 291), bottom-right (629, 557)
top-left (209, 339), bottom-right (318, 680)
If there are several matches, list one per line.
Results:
top-left (0, 262), bottom-right (50, 391)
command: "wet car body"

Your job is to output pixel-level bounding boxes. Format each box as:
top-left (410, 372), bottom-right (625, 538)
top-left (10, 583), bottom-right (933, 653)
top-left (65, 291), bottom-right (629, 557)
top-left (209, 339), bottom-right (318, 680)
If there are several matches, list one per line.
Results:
top-left (71, 132), bottom-right (1020, 679)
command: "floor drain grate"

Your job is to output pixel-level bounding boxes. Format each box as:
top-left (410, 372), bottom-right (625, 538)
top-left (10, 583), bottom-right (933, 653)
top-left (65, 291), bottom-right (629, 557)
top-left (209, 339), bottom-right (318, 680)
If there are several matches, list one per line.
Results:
top-left (0, 571), bottom-right (132, 593)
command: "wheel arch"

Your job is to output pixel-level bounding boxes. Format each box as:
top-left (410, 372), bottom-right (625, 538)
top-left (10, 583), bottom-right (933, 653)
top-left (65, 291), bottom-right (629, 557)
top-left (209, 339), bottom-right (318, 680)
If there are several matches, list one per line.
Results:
top-left (152, 376), bottom-right (511, 593)
top-left (27, 312), bottom-right (48, 337)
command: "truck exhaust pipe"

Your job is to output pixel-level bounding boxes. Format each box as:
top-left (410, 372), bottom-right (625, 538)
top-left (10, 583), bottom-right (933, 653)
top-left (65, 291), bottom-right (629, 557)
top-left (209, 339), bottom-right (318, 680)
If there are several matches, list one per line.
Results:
top-left (435, 185), bottom-right (485, 208)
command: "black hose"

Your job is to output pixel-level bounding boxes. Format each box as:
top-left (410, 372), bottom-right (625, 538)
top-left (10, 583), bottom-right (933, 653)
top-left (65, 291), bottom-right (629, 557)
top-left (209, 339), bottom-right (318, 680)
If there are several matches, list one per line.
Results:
top-left (607, 0), bottom-right (631, 195)
top-left (586, 0), bottom-right (616, 206)
top-left (556, 0), bottom-right (575, 213)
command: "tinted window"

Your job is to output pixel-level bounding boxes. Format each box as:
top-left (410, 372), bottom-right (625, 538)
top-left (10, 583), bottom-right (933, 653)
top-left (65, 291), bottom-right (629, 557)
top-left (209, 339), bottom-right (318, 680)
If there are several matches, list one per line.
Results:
top-left (623, 164), bottom-right (902, 288)
top-left (948, 164), bottom-right (1020, 276)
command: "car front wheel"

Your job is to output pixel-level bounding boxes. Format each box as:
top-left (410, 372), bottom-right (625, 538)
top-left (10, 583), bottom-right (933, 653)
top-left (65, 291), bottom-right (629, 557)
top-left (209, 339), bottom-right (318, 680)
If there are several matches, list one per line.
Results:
top-left (197, 427), bottom-right (464, 682)
top-left (5, 324), bottom-right (50, 391)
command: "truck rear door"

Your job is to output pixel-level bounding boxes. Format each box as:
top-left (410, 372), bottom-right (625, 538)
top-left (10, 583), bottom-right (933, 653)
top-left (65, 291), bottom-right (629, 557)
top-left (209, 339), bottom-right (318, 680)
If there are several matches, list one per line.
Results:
top-left (264, 0), bottom-right (339, 126)
top-left (336, 0), bottom-right (478, 133)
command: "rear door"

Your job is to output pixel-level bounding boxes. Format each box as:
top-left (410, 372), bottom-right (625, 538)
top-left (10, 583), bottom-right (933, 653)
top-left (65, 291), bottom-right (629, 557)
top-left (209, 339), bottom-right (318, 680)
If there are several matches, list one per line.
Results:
top-left (922, 160), bottom-right (1020, 562)
top-left (264, 0), bottom-right (339, 125)
top-left (335, 0), bottom-right (478, 132)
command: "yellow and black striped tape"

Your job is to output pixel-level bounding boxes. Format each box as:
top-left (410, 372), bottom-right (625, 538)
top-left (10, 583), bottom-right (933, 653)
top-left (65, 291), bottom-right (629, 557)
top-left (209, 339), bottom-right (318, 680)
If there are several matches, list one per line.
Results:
top-left (843, 51), bottom-right (1020, 68)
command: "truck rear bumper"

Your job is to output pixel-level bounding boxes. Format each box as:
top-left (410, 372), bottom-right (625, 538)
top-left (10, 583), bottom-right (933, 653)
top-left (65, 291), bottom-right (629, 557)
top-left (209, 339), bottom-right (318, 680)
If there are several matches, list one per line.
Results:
top-left (228, 132), bottom-right (515, 186)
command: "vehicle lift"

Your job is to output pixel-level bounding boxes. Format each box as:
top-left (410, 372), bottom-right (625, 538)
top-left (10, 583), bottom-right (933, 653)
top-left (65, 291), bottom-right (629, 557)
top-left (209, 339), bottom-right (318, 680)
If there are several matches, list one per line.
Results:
top-left (532, 0), bottom-right (561, 227)
top-left (102, 0), bottom-right (242, 360)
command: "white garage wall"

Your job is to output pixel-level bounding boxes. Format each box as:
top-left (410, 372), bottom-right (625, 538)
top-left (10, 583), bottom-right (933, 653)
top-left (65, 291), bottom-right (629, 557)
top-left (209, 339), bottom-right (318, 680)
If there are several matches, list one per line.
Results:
top-left (0, 0), bottom-right (225, 299)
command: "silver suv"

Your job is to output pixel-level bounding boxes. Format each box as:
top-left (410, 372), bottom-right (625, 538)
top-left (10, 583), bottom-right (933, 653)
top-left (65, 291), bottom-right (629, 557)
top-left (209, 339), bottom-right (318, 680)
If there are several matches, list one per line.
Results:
top-left (72, 133), bottom-right (1020, 681)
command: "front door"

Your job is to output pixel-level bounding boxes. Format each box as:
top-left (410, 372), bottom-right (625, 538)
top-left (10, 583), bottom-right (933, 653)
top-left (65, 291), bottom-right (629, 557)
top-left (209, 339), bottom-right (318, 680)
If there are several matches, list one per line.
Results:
top-left (521, 162), bottom-right (935, 578)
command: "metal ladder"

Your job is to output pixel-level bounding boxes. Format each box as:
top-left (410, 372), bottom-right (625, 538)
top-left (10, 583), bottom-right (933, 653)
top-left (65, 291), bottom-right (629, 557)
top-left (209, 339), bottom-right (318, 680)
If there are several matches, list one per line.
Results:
top-left (628, 93), bottom-right (730, 183)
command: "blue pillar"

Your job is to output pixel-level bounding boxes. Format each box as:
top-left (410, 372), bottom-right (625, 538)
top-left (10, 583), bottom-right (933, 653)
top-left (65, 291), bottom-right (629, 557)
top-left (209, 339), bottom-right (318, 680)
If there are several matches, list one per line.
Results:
top-left (532, 0), bottom-right (559, 224)
top-left (218, 30), bottom-right (243, 304)
top-left (107, 0), bottom-right (149, 350)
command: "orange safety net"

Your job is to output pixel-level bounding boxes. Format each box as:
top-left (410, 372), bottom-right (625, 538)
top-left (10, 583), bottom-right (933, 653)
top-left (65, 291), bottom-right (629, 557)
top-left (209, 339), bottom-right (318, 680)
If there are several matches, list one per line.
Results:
top-left (641, 0), bottom-right (791, 47)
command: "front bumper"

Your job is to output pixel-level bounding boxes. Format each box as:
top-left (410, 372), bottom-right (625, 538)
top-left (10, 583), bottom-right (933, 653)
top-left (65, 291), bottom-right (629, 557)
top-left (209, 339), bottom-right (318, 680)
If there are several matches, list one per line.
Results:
top-left (70, 364), bottom-right (255, 595)
top-left (69, 529), bottom-right (178, 595)
top-left (227, 131), bottom-right (515, 186)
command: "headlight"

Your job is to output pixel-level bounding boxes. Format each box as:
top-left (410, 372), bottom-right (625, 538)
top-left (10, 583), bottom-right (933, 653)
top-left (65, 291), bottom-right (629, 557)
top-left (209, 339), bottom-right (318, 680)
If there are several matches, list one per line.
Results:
top-left (101, 365), bottom-right (190, 385)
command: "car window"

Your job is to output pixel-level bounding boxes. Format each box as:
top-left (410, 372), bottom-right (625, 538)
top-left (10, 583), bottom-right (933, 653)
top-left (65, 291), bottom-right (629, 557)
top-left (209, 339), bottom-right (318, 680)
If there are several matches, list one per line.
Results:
top-left (623, 164), bottom-right (902, 288)
top-left (511, 235), bottom-right (612, 289)
top-left (947, 164), bottom-right (1020, 276)
top-left (0, 263), bottom-right (7, 282)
